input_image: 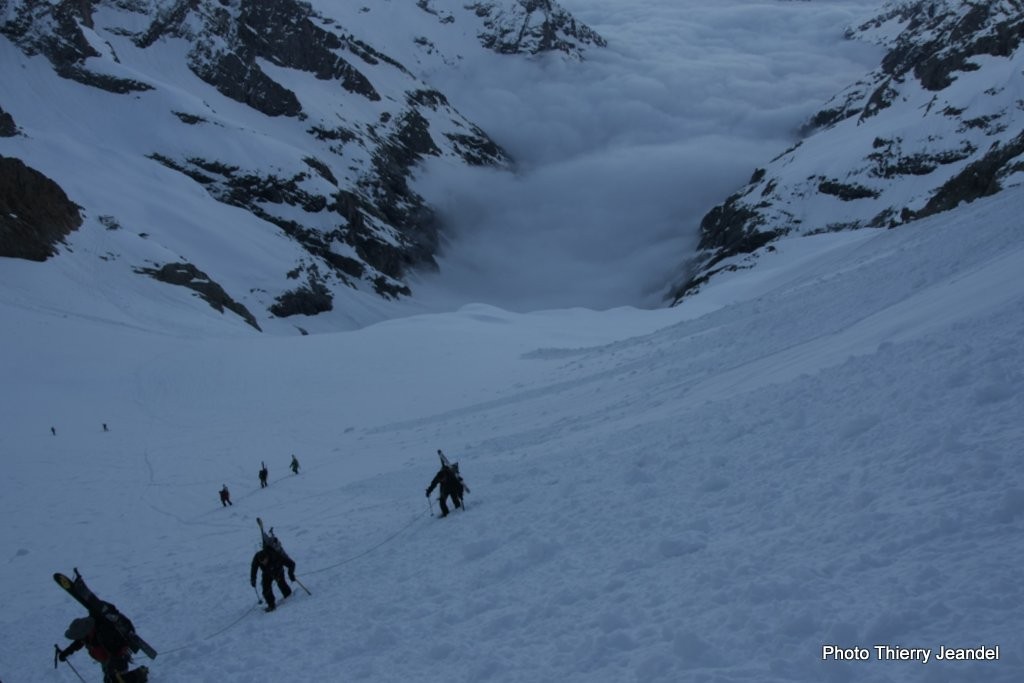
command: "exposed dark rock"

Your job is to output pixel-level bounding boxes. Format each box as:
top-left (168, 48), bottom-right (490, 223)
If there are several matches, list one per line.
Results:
top-left (192, 52), bottom-right (302, 118)
top-left (671, 0), bottom-right (1024, 304)
top-left (1, 0), bottom-right (153, 92)
top-left (669, 227), bottom-right (784, 304)
top-left (0, 155), bottom-right (82, 261)
top-left (916, 130), bottom-right (1024, 219)
top-left (694, 199), bottom-right (766, 254)
top-left (857, 78), bottom-right (897, 122)
top-left (140, 0), bottom-right (397, 117)
top-left (236, 0), bottom-right (382, 101)
top-left (173, 111), bottom-right (207, 125)
top-left (135, 261), bottom-right (262, 331)
top-left (269, 274), bottom-right (333, 317)
top-left (1, 0), bottom-right (99, 66)
top-left (1, 0), bottom-right (561, 320)
top-left (145, 152), bottom-right (426, 294)
top-left (308, 125), bottom-right (358, 143)
top-left (303, 156), bottom-right (338, 186)
top-left (445, 133), bottom-right (507, 166)
top-left (0, 106), bottom-right (17, 137)
top-left (867, 138), bottom-right (977, 178)
top-left (465, 0), bottom-right (607, 58)
top-left (871, 0), bottom-right (1024, 91)
top-left (60, 66), bottom-right (154, 94)
top-left (817, 179), bottom-right (880, 201)
top-left (668, 196), bottom-right (782, 302)
top-left (98, 215), bottom-right (121, 230)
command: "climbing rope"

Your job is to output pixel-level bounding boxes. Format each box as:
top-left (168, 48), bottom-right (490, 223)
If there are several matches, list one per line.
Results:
top-left (303, 511), bottom-right (425, 576)
top-left (157, 602), bottom-right (260, 656)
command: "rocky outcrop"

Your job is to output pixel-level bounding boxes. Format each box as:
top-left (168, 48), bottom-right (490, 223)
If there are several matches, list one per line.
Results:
top-left (270, 273), bottom-right (333, 318)
top-left (416, 0), bottom-right (605, 59)
top-left (0, 0), bottom-right (599, 326)
top-left (130, 0), bottom-right (513, 308)
top-left (134, 262), bottom-right (262, 331)
top-left (135, 0), bottom-right (390, 117)
top-left (671, 0), bottom-right (1024, 302)
top-left (0, 155), bottom-right (82, 261)
top-left (466, 0), bottom-right (606, 57)
top-left (0, 105), bottom-right (17, 136)
top-left (0, 0), bottom-right (154, 93)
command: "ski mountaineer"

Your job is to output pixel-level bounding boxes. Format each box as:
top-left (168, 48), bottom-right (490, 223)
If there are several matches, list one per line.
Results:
top-left (290, 454), bottom-right (300, 474)
top-left (219, 484), bottom-right (232, 507)
top-left (425, 450), bottom-right (470, 518)
top-left (258, 461), bottom-right (269, 488)
top-left (250, 544), bottom-right (296, 612)
top-left (58, 614), bottom-right (149, 682)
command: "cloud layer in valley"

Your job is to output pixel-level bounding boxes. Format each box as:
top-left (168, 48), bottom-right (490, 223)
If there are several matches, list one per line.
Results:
top-left (410, 0), bottom-right (885, 313)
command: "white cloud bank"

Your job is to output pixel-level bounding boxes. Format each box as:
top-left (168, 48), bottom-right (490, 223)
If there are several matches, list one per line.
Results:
top-left (411, 0), bottom-right (885, 313)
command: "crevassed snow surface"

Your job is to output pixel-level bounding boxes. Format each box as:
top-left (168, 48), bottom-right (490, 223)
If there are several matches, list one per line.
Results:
top-left (2, 188), bottom-right (1022, 682)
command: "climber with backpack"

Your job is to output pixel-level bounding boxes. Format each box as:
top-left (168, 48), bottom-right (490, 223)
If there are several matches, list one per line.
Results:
top-left (425, 449), bottom-right (470, 518)
top-left (250, 519), bottom-right (297, 612)
top-left (57, 609), bottom-right (149, 682)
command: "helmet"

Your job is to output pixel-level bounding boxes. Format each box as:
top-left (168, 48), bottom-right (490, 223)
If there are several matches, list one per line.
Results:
top-left (65, 616), bottom-right (95, 640)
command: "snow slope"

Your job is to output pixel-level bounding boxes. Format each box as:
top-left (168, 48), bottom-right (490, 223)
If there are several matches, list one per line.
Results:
top-left (1, 185), bottom-right (1022, 681)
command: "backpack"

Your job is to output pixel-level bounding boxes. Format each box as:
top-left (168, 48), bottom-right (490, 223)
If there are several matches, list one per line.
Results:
top-left (92, 601), bottom-right (135, 654)
top-left (261, 525), bottom-right (289, 560)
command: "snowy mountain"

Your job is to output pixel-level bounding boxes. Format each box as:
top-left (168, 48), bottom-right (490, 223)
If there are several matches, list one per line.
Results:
top-left (671, 0), bottom-right (1024, 301)
top-left (0, 0), bottom-right (602, 329)
top-left (1, 2), bottom-right (1023, 681)
top-left (1, 177), bottom-right (1022, 683)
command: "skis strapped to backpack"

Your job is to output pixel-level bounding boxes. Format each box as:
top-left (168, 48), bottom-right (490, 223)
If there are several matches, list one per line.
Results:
top-left (256, 518), bottom-right (311, 595)
top-left (256, 517), bottom-right (286, 556)
top-left (436, 449), bottom-right (470, 506)
top-left (54, 569), bottom-right (157, 659)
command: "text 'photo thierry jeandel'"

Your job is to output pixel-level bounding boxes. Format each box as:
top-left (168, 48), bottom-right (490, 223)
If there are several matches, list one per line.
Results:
top-left (823, 645), bottom-right (1001, 664)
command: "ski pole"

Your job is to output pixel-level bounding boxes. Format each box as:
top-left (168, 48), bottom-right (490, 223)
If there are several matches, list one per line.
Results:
top-left (253, 585), bottom-right (263, 605)
top-left (426, 496), bottom-right (434, 517)
top-left (54, 645), bottom-right (87, 683)
top-left (293, 576), bottom-right (312, 596)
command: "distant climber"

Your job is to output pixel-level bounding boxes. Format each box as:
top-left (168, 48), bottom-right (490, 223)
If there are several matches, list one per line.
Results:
top-left (219, 485), bottom-right (232, 507)
top-left (290, 454), bottom-right (300, 475)
top-left (258, 462), bottom-right (268, 488)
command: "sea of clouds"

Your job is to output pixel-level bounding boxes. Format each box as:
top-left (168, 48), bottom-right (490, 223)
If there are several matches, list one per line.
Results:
top-left (410, 0), bottom-right (885, 312)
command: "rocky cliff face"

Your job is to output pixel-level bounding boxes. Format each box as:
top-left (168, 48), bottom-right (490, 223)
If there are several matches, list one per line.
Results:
top-left (671, 0), bottom-right (1024, 301)
top-left (463, 0), bottom-right (607, 57)
top-left (0, 155), bottom-right (83, 261)
top-left (414, 0), bottom-right (605, 59)
top-left (0, 0), bottom-right (603, 326)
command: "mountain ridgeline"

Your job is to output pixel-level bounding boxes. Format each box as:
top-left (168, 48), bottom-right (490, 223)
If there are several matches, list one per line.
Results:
top-left (671, 0), bottom-right (1024, 301)
top-left (0, 0), bottom-right (604, 328)
top-left (4, 0), bottom-right (1021, 327)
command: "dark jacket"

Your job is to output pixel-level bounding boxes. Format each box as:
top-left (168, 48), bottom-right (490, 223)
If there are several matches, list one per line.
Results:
top-left (427, 465), bottom-right (466, 497)
top-left (250, 547), bottom-right (296, 585)
top-left (61, 615), bottom-right (131, 664)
